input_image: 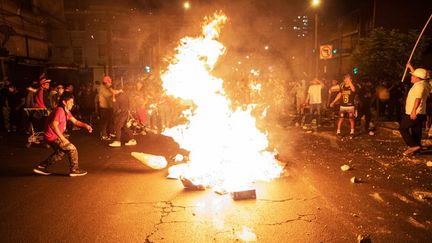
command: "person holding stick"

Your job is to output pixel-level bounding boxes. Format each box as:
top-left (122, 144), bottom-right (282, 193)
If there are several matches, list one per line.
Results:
top-left (399, 63), bottom-right (430, 156)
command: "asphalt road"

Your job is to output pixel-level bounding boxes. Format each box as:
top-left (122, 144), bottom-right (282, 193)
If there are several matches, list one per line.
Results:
top-left (0, 122), bottom-right (431, 242)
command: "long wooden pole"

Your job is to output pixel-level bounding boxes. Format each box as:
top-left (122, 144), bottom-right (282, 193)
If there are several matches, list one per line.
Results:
top-left (401, 14), bottom-right (432, 82)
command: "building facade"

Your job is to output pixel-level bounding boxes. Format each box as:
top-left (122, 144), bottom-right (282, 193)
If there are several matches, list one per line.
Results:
top-left (0, 0), bottom-right (65, 86)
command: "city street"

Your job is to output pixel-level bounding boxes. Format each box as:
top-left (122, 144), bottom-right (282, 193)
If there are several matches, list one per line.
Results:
top-left (0, 122), bottom-right (431, 242)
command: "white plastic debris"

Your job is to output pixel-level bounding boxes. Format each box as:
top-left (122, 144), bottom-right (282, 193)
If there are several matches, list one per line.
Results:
top-left (341, 165), bottom-right (351, 171)
top-left (166, 163), bottom-right (188, 179)
top-left (131, 152), bottom-right (167, 169)
top-left (426, 161), bottom-right (432, 167)
top-left (350, 177), bottom-right (359, 183)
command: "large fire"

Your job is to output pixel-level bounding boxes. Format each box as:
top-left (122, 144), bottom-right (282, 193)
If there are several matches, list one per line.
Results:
top-left (161, 12), bottom-right (282, 192)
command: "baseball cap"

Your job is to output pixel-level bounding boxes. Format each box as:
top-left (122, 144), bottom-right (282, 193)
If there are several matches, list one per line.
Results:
top-left (410, 68), bottom-right (427, 80)
top-left (40, 78), bottom-right (51, 85)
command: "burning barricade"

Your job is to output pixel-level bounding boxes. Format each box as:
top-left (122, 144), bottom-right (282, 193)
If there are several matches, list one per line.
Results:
top-left (142, 12), bottom-right (284, 200)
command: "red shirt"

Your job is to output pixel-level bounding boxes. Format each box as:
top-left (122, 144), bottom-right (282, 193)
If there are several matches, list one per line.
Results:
top-left (35, 88), bottom-right (46, 108)
top-left (44, 107), bottom-right (73, 142)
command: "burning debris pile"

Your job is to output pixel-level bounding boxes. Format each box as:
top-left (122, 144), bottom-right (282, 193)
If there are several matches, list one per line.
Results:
top-left (160, 12), bottom-right (283, 197)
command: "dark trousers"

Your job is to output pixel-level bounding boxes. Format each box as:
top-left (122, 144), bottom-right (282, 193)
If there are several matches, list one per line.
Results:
top-left (399, 114), bottom-right (425, 147)
top-left (113, 111), bottom-right (133, 142)
top-left (99, 108), bottom-right (113, 137)
top-left (41, 139), bottom-right (79, 171)
top-left (305, 104), bottom-right (321, 125)
top-left (356, 102), bottom-right (372, 131)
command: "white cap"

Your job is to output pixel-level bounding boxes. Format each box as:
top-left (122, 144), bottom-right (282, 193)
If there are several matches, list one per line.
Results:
top-left (411, 68), bottom-right (427, 79)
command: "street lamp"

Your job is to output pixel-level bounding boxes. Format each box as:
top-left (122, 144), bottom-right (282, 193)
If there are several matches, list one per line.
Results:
top-left (312, 0), bottom-right (320, 78)
top-left (183, 1), bottom-right (191, 10)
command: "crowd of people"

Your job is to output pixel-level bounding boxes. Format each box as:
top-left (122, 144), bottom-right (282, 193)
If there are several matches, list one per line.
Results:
top-left (0, 62), bottom-right (431, 176)
top-left (291, 63), bottom-right (431, 156)
top-left (0, 73), bottom-right (180, 176)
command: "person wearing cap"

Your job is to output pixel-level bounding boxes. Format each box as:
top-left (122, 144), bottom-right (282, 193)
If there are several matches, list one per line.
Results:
top-left (34, 78), bottom-right (52, 110)
top-left (97, 75), bottom-right (114, 140)
top-left (97, 75), bottom-right (123, 140)
top-left (399, 63), bottom-right (431, 155)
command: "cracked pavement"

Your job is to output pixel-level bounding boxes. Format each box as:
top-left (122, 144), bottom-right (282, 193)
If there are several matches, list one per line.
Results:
top-left (0, 122), bottom-right (431, 242)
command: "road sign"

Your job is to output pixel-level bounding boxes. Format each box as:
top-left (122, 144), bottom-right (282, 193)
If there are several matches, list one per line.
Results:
top-left (320, 45), bottom-right (333, 60)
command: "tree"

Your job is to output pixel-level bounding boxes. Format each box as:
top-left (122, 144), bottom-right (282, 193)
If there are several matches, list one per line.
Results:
top-left (352, 27), bottom-right (428, 84)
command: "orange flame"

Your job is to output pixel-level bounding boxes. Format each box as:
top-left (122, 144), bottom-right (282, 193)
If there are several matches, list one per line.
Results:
top-left (161, 12), bottom-right (282, 191)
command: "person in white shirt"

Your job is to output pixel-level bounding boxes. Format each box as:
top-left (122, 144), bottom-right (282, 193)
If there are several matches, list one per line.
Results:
top-left (399, 63), bottom-right (430, 155)
top-left (304, 78), bottom-right (325, 128)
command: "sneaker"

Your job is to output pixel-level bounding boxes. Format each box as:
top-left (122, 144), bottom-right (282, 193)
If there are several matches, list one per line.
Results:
top-left (69, 168), bottom-right (88, 177)
top-left (402, 146), bottom-right (421, 156)
top-left (101, 136), bottom-right (111, 141)
top-left (125, 139), bottom-right (137, 146)
top-left (349, 132), bottom-right (355, 138)
top-left (109, 140), bottom-right (121, 147)
top-left (33, 165), bottom-right (51, 176)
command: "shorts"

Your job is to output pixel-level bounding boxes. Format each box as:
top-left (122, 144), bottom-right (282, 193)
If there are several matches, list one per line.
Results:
top-left (339, 106), bottom-right (355, 118)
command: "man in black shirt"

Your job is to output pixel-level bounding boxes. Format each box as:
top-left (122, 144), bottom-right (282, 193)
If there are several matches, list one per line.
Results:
top-left (108, 86), bottom-right (136, 147)
top-left (330, 74), bottom-right (356, 137)
top-left (356, 79), bottom-right (375, 135)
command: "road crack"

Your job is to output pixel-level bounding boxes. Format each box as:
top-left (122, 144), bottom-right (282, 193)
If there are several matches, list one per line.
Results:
top-left (262, 213), bottom-right (317, 226)
top-left (258, 196), bottom-right (319, 203)
top-left (145, 201), bottom-right (195, 243)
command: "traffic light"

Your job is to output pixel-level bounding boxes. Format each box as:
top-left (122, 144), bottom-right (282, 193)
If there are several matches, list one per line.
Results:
top-left (353, 67), bottom-right (358, 75)
top-left (145, 65), bottom-right (151, 73)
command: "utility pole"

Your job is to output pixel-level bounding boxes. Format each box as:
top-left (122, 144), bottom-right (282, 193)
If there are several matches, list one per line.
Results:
top-left (314, 12), bottom-right (319, 78)
top-left (107, 23), bottom-right (113, 76)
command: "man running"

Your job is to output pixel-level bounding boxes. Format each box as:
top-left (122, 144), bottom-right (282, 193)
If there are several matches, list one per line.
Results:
top-left (33, 92), bottom-right (93, 176)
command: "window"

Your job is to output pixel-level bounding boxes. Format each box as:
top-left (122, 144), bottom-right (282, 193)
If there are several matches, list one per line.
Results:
top-left (98, 44), bottom-right (106, 58)
top-left (73, 47), bottom-right (82, 64)
top-left (121, 51), bottom-right (129, 64)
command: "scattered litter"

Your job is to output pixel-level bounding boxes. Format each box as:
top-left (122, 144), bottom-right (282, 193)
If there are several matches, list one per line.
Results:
top-left (131, 152), bottom-right (167, 169)
top-left (213, 187), bottom-right (228, 195)
top-left (370, 192), bottom-right (384, 202)
top-left (426, 161), bottom-right (432, 167)
top-left (351, 177), bottom-right (360, 183)
top-left (407, 216), bottom-right (427, 229)
top-left (357, 234), bottom-right (372, 243)
top-left (413, 191), bottom-right (432, 201)
top-left (180, 176), bottom-right (205, 190)
top-left (231, 188), bottom-right (257, 200)
top-left (341, 165), bottom-right (351, 171)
